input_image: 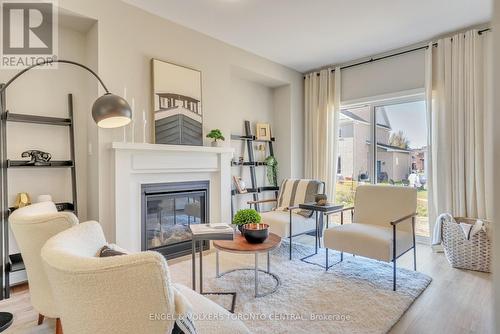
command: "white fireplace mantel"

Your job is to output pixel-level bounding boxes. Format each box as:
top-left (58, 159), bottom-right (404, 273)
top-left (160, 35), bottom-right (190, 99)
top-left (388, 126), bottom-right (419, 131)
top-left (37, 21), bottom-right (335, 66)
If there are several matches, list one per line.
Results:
top-left (111, 142), bottom-right (235, 154)
top-left (110, 142), bottom-right (234, 251)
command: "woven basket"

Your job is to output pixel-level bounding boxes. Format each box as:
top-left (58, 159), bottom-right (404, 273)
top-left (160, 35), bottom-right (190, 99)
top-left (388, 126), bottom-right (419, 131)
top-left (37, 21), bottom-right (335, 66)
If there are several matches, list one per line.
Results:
top-left (441, 217), bottom-right (492, 273)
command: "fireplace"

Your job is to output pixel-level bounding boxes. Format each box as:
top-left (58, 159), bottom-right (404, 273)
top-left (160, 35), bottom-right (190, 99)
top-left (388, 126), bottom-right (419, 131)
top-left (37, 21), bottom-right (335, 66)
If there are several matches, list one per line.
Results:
top-left (141, 181), bottom-right (209, 258)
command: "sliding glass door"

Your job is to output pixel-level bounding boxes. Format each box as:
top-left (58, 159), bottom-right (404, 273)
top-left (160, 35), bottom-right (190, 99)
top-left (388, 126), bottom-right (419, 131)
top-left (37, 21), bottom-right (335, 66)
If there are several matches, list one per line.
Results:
top-left (336, 97), bottom-right (429, 239)
top-left (336, 105), bottom-right (374, 212)
top-left (375, 100), bottom-right (428, 238)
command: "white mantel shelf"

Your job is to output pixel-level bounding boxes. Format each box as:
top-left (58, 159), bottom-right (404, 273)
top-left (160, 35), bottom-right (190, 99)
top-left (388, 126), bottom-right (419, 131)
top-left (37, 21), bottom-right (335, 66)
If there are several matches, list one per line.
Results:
top-left (109, 141), bottom-right (234, 251)
top-left (111, 142), bottom-right (235, 154)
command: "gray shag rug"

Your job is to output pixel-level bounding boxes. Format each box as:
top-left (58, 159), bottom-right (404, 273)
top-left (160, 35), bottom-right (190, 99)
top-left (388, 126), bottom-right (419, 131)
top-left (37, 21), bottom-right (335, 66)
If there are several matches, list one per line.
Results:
top-left (168, 241), bottom-right (432, 334)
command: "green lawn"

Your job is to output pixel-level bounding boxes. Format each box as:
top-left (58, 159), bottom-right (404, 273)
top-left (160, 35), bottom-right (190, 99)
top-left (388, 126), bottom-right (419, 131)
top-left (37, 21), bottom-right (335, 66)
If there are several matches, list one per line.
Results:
top-left (416, 188), bottom-right (428, 217)
top-left (335, 180), bottom-right (357, 207)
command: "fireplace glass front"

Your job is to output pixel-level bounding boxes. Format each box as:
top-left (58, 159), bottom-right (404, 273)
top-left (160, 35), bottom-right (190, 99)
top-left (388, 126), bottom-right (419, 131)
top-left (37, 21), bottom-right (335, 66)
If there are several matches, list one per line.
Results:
top-left (142, 181), bottom-right (209, 258)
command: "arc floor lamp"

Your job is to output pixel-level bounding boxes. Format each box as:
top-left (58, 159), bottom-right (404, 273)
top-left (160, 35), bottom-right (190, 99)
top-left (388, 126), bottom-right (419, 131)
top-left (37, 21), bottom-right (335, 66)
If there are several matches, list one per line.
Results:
top-left (0, 59), bottom-right (132, 127)
top-left (0, 59), bottom-right (132, 331)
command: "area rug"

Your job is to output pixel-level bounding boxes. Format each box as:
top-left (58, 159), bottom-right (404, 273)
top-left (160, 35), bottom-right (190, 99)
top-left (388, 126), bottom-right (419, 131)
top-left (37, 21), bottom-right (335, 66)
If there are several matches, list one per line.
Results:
top-left (168, 241), bottom-right (432, 334)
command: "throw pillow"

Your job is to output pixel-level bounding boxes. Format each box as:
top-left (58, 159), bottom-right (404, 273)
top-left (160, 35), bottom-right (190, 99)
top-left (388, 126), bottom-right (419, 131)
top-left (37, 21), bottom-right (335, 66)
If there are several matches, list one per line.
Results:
top-left (172, 287), bottom-right (197, 334)
top-left (97, 245), bottom-right (126, 257)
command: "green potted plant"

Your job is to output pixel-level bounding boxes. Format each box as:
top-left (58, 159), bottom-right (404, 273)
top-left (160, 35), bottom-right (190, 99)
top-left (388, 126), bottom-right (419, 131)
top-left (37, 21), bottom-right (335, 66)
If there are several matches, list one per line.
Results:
top-left (233, 208), bottom-right (261, 232)
top-left (206, 129), bottom-right (225, 147)
top-left (264, 155), bottom-right (278, 186)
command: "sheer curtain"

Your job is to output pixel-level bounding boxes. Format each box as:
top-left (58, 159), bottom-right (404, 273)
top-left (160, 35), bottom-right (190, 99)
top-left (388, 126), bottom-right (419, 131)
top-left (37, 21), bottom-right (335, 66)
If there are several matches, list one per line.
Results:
top-left (304, 67), bottom-right (341, 200)
top-left (426, 29), bottom-right (492, 238)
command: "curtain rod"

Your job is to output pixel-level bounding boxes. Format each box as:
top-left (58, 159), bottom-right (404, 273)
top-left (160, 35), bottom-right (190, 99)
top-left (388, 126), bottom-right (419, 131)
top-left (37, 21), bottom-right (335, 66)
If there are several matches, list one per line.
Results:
top-left (305, 28), bottom-right (490, 77)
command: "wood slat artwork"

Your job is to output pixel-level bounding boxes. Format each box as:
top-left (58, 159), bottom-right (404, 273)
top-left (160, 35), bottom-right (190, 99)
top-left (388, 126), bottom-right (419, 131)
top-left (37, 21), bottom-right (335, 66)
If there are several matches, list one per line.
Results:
top-left (155, 114), bottom-right (202, 145)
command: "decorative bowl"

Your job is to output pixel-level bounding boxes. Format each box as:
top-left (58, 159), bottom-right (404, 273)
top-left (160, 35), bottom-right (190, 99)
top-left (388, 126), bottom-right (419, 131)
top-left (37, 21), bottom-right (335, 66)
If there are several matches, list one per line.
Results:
top-left (242, 223), bottom-right (269, 244)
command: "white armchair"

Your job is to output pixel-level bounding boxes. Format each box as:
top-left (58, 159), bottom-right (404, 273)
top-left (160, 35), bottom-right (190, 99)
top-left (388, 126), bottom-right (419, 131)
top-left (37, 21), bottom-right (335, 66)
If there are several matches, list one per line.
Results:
top-left (323, 184), bottom-right (417, 291)
top-left (9, 201), bottom-right (78, 333)
top-left (41, 221), bottom-right (250, 334)
top-left (249, 178), bottom-right (324, 260)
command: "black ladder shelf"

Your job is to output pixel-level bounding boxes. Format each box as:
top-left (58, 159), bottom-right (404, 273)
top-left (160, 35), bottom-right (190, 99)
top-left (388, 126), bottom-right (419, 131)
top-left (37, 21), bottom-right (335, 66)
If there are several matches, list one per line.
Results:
top-left (0, 88), bottom-right (78, 299)
top-left (230, 120), bottom-right (279, 217)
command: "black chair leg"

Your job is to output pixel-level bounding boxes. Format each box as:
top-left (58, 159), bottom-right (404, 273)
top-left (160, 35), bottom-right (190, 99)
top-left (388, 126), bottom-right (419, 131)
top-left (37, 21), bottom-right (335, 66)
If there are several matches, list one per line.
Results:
top-left (412, 216), bottom-right (417, 271)
top-left (413, 247), bottom-right (417, 271)
top-left (393, 259), bottom-right (397, 291)
top-left (393, 224), bottom-right (397, 291)
top-left (289, 210), bottom-right (292, 260)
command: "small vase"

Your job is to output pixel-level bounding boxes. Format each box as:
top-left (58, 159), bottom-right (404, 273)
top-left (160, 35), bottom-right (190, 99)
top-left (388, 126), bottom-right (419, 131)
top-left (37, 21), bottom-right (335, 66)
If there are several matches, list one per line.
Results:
top-left (315, 193), bottom-right (328, 206)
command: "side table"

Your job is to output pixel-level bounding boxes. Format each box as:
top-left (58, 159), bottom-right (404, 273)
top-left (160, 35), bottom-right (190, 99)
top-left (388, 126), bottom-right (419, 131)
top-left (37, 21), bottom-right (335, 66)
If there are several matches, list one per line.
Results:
top-left (189, 224), bottom-right (237, 313)
top-left (297, 202), bottom-right (343, 269)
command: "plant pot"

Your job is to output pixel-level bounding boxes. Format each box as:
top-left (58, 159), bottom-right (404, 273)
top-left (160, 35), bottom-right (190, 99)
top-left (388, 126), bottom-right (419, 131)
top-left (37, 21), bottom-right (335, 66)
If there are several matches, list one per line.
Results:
top-left (211, 141), bottom-right (219, 147)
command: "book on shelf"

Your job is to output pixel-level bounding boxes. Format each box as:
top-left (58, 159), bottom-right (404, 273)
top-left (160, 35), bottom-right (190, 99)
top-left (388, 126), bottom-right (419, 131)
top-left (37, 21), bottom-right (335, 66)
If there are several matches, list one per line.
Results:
top-left (189, 223), bottom-right (234, 240)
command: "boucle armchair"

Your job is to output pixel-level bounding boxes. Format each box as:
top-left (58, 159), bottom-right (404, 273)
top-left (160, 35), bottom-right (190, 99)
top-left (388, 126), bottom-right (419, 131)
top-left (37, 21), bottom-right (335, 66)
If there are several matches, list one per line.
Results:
top-left (9, 201), bottom-right (78, 333)
top-left (41, 221), bottom-right (250, 334)
top-left (323, 184), bottom-right (417, 291)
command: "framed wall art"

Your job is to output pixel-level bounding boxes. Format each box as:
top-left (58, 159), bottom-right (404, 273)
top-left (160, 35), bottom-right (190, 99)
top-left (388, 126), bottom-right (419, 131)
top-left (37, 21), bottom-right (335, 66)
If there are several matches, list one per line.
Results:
top-left (255, 123), bottom-right (271, 141)
top-left (233, 176), bottom-right (248, 194)
top-left (151, 59), bottom-right (203, 145)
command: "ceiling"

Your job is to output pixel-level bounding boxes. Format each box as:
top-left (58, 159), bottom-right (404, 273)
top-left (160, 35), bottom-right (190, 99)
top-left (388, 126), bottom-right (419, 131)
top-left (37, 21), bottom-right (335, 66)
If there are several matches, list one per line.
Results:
top-left (122, 0), bottom-right (491, 73)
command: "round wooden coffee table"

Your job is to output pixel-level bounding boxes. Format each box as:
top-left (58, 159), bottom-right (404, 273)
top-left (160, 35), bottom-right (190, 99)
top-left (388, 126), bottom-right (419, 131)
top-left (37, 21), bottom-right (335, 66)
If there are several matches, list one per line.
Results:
top-left (213, 232), bottom-right (281, 298)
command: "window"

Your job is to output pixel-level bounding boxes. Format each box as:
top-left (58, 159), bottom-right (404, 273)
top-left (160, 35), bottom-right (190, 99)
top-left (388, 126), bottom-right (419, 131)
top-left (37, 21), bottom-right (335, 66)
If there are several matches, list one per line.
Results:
top-left (335, 106), bottom-right (373, 215)
top-left (336, 96), bottom-right (429, 239)
top-left (375, 100), bottom-right (428, 238)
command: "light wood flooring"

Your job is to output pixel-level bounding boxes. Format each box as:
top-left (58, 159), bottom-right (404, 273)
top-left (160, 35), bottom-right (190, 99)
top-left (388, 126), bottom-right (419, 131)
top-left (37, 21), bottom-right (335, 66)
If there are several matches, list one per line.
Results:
top-left (0, 239), bottom-right (492, 333)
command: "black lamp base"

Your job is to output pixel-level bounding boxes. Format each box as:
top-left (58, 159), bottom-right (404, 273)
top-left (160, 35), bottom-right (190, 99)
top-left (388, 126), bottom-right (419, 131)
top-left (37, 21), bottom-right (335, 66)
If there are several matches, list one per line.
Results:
top-left (0, 312), bottom-right (13, 333)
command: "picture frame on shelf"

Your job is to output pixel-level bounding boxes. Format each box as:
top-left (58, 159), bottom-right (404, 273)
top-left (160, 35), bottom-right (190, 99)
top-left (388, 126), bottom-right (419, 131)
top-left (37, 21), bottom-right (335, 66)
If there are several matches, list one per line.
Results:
top-left (256, 123), bottom-right (271, 141)
top-left (233, 176), bottom-right (248, 194)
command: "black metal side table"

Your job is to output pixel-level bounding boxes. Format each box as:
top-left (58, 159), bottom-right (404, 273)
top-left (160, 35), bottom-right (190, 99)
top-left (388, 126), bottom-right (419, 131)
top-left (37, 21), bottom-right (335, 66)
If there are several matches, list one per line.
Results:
top-left (0, 312), bottom-right (13, 333)
top-left (298, 202), bottom-right (343, 268)
top-left (189, 224), bottom-right (237, 313)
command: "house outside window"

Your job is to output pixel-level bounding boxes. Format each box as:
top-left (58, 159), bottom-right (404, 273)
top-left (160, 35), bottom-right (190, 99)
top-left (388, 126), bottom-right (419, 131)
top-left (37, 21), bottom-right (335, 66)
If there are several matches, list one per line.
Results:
top-left (335, 95), bottom-right (429, 239)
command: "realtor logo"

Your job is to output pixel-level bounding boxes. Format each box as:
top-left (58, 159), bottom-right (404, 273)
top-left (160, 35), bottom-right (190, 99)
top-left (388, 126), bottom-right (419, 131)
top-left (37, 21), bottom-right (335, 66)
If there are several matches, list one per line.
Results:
top-left (1, 0), bottom-right (58, 68)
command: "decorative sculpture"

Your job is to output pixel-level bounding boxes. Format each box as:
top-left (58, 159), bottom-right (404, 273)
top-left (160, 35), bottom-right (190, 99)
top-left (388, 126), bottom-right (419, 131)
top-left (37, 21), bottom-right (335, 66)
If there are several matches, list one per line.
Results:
top-left (21, 150), bottom-right (52, 166)
top-left (14, 192), bottom-right (31, 209)
top-left (315, 193), bottom-right (328, 206)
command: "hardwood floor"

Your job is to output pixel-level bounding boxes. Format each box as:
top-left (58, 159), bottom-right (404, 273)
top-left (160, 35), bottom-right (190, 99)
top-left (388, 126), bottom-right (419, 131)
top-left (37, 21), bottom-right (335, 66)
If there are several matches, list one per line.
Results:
top-left (388, 244), bottom-right (492, 334)
top-left (0, 241), bottom-right (492, 333)
top-left (293, 235), bottom-right (492, 333)
top-left (1, 285), bottom-right (54, 333)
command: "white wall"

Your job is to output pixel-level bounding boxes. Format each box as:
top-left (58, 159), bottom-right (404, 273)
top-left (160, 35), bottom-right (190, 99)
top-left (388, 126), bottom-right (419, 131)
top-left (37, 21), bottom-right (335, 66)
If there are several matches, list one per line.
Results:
top-left (1, 25), bottom-right (95, 253)
top-left (58, 0), bottom-right (304, 240)
top-left (341, 49), bottom-right (426, 102)
top-left (85, 23), bottom-right (99, 222)
top-left (229, 72), bottom-right (274, 211)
